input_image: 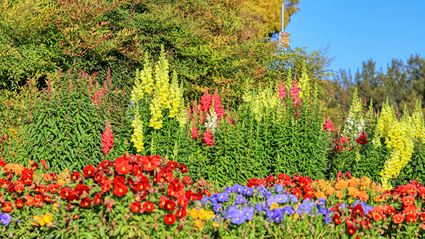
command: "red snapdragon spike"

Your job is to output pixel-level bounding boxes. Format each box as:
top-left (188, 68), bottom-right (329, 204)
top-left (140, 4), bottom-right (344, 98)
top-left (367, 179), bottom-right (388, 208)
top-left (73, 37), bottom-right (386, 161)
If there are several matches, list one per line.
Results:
top-left (213, 92), bottom-right (225, 120)
top-left (202, 129), bottom-right (215, 146)
top-left (82, 165), bottom-right (96, 178)
top-left (101, 121), bottom-right (114, 155)
top-left (200, 90), bottom-right (213, 112)
top-left (322, 117), bottom-right (335, 133)
top-left (355, 131), bottom-right (368, 145)
top-left (143, 201), bottom-right (155, 213)
top-left (40, 159), bottom-right (49, 170)
top-left (163, 214), bottom-right (176, 225)
top-left (130, 201), bottom-right (141, 213)
top-left (80, 197), bottom-right (92, 208)
top-left (278, 82), bottom-right (286, 101)
top-left (2, 201), bottom-right (13, 213)
top-left (191, 124), bottom-right (199, 140)
top-left (392, 213), bottom-right (405, 224)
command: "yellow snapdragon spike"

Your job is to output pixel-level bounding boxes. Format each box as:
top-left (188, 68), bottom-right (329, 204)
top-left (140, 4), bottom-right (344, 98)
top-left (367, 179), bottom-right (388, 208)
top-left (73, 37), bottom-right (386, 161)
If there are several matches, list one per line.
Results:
top-left (131, 109), bottom-right (144, 152)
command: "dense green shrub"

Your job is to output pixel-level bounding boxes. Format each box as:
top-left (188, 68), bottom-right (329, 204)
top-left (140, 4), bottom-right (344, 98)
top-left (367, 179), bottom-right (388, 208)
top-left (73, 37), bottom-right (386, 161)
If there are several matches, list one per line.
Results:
top-left (0, 69), bottom-right (131, 170)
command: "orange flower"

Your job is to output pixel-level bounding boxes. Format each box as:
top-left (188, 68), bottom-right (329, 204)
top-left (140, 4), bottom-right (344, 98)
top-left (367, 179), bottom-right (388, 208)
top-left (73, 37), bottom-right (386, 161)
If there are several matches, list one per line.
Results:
top-left (336, 191), bottom-right (344, 200)
top-left (315, 191), bottom-right (326, 199)
top-left (335, 180), bottom-right (348, 190)
top-left (325, 187), bottom-right (335, 196)
top-left (348, 187), bottom-right (360, 198)
top-left (358, 191), bottom-right (369, 202)
top-left (348, 178), bottom-right (360, 188)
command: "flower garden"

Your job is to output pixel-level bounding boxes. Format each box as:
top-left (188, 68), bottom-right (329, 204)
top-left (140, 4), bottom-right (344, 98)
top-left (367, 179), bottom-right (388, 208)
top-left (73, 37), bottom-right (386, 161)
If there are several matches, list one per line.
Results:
top-left (1, 49), bottom-right (425, 238)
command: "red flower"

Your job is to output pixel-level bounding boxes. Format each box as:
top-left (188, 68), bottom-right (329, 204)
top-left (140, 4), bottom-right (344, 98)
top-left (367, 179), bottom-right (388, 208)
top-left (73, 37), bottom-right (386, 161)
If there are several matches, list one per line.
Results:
top-left (159, 196), bottom-right (168, 209)
top-left (392, 213), bottom-right (405, 224)
top-left (179, 164), bottom-right (189, 174)
top-left (292, 188), bottom-right (302, 199)
top-left (420, 212), bottom-right (425, 222)
top-left (48, 183), bottom-right (60, 194)
top-left (323, 117), bottom-right (335, 132)
top-left (94, 193), bottom-right (103, 205)
top-left (141, 155), bottom-right (160, 172)
top-left (346, 220), bottom-right (357, 236)
top-left (352, 203), bottom-right (364, 217)
top-left (213, 92), bottom-right (225, 120)
top-left (333, 213), bottom-right (342, 225)
top-left (369, 207), bottom-right (384, 221)
top-left (75, 184), bottom-right (90, 195)
top-left (384, 205), bottom-right (396, 216)
top-left (132, 165), bottom-right (144, 177)
top-left (101, 121), bottom-right (114, 155)
top-left (200, 90), bottom-right (213, 112)
top-left (177, 196), bottom-right (189, 208)
top-left (71, 171), bottom-right (82, 182)
top-left (21, 168), bottom-right (33, 186)
top-left (15, 199), bottom-right (24, 209)
top-left (80, 197), bottom-right (92, 208)
top-left (402, 195), bottom-right (415, 206)
top-left (290, 82), bottom-right (302, 108)
top-left (406, 214), bottom-right (417, 223)
top-left (182, 176), bottom-right (192, 185)
top-left (132, 175), bottom-right (150, 192)
top-left (355, 132), bottom-right (368, 145)
top-left (13, 180), bottom-right (24, 194)
top-left (163, 214), bottom-right (177, 225)
top-left (114, 154), bottom-right (132, 175)
top-left (113, 176), bottom-right (128, 197)
top-left (202, 129), bottom-right (214, 146)
top-left (176, 207), bottom-right (187, 218)
top-left (143, 201), bottom-right (155, 213)
top-left (403, 205), bottom-right (417, 216)
top-left (130, 201), bottom-right (141, 213)
top-left (82, 165), bottom-right (96, 178)
top-left (40, 160), bottom-right (49, 170)
top-left (2, 201), bottom-right (13, 213)
top-left (0, 158), bottom-right (6, 167)
top-left (165, 200), bottom-right (176, 211)
top-left (60, 187), bottom-right (78, 201)
top-left (278, 82), bottom-right (286, 101)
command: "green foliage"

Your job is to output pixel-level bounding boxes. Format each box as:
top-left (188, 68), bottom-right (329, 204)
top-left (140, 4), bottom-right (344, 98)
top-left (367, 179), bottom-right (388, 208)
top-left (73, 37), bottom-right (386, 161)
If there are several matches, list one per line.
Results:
top-left (0, 70), bottom-right (131, 170)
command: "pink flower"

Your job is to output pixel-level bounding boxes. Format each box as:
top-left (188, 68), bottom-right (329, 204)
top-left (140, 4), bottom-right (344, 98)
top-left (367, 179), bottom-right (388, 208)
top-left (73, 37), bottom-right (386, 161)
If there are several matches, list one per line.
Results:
top-left (200, 90), bottom-right (213, 112)
top-left (101, 121), bottom-right (114, 155)
top-left (213, 92), bottom-right (225, 120)
top-left (278, 82), bottom-right (286, 100)
top-left (323, 117), bottom-right (335, 132)
top-left (202, 129), bottom-right (214, 146)
top-left (290, 82), bottom-right (302, 107)
top-left (191, 124), bottom-right (199, 140)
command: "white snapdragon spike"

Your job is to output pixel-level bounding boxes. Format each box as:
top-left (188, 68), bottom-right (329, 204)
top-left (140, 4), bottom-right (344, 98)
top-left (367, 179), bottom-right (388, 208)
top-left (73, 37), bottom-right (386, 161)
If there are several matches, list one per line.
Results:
top-left (205, 106), bottom-right (218, 135)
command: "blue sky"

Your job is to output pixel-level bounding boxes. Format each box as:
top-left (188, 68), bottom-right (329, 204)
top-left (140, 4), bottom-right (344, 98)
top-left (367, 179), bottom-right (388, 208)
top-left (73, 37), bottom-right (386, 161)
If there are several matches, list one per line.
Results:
top-left (285, 1), bottom-right (425, 74)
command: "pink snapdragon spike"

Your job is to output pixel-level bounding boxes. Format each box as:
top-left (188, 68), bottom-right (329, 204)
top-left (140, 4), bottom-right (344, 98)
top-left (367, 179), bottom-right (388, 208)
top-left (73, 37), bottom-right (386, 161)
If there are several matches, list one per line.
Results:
top-left (101, 121), bottom-right (114, 155)
top-left (202, 129), bottom-right (214, 146)
top-left (290, 82), bottom-right (302, 107)
top-left (200, 90), bottom-right (213, 112)
top-left (191, 124), bottom-right (199, 140)
top-left (278, 82), bottom-right (286, 100)
top-left (323, 117), bottom-right (335, 133)
top-left (213, 92), bottom-right (225, 120)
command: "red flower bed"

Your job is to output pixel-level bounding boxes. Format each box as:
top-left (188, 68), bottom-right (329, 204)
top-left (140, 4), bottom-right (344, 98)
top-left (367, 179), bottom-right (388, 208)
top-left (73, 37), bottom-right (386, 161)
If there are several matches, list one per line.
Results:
top-left (0, 154), bottom-right (209, 225)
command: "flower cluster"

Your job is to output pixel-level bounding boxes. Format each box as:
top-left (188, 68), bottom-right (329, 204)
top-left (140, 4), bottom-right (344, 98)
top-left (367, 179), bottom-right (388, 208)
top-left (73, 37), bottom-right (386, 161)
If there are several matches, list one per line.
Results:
top-left (189, 90), bottom-right (225, 147)
top-left (0, 154), bottom-right (209, 227)
top-left (101, 120), bottom-right (114, 155)
top-left (199, 183), bottom-right (332, 226)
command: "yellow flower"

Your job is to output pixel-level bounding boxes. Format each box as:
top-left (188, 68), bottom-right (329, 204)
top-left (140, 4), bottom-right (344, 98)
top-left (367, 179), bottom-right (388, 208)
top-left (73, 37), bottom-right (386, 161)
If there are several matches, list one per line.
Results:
top-left (270, 202), bottom-right (280, 210)
top-left (32, 213), bottom-right (52, 227)
top-left (189, 208), bottom-right (200, 219)
top-left (132, 108), bottom-right (144, 152)
top-left (193, 219), bottom-right (204, 230)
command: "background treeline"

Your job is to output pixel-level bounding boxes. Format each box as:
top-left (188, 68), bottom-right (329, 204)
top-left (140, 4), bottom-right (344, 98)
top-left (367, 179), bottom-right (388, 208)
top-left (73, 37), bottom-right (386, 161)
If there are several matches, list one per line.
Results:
top-left (326, 55), bottom-right (425, 125)
top-left (0, 0), bottom-right (311, 105)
